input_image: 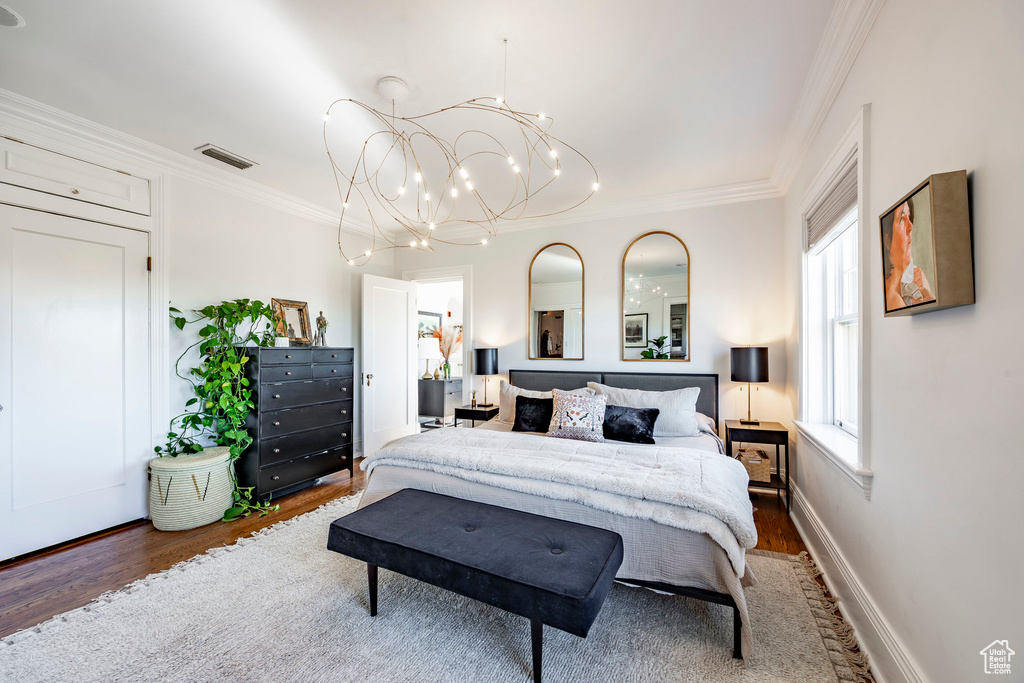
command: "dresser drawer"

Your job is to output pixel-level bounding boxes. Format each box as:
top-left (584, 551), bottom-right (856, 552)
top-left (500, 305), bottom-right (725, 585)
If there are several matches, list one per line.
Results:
top-left (261, 378), bottom-right (353, 409)
top-left (260, 348), bottom-right (312, 365)
top-left (259, 447), bottom-right (351, 493)
top-left (261, 400), bottom-right (353, 437)
top-left (444, 379), bottom-right (462, 394)
top-left (313, 348), bottom-right (354, 364)
top-left (313, 363), bottom-right (353, 379)
top-left (262, 365), bottom-right (312, 383)
top-left (261, 424), bottom-right (352, 467)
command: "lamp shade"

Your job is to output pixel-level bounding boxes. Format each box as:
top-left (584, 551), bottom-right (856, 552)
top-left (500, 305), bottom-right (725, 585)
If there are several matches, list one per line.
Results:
top-left (474, 348), bottom-right (499, 376)
top-left (731, 347), bottom-right (769, 383)
top-left (418, 337), bottom-right (442, 360)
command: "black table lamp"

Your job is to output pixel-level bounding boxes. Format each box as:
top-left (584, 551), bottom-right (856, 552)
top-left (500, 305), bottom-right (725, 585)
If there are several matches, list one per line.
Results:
top-left (474, 348), bottom-right (499, 407)
top-left (731, 347), bottom-right (768, 425)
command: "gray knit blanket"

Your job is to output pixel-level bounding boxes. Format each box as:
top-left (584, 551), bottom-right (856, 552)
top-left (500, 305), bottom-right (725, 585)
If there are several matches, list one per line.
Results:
top-left (362, 428), bottom-right (756, 574)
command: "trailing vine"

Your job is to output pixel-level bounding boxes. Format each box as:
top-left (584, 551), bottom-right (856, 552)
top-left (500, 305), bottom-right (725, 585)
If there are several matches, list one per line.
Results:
top-left (156, 299), bottom-right (282, 521)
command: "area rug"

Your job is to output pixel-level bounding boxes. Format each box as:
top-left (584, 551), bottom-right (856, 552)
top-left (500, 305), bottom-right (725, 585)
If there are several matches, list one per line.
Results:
top-left (0, 495), bottom-right (872, 682)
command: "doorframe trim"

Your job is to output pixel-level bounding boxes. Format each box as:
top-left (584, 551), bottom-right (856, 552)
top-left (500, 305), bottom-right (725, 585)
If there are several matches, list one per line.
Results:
top-left (401, 265), bottom-right (474, 406)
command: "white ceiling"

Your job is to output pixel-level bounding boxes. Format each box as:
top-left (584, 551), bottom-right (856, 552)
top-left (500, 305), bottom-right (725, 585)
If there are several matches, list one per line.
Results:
top-left (0, 0), bottom-right (834, 219)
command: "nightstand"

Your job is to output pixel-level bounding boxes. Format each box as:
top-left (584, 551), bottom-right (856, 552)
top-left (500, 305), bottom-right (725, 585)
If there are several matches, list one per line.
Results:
top-left (724, 420), bottom-right (790, 512)
top-left (453, 405), bottom-right (499, 428)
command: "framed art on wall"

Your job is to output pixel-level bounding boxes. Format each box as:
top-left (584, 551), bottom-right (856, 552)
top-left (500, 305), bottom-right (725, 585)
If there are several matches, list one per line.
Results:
top-left (623, 313), bottom-right (648, 347)
top-left (879, 170), bottom-right (974, 317)
top-left (418, 310), bottom-right (442, 338)
top-left (271, 298), bottom-right (312, 344)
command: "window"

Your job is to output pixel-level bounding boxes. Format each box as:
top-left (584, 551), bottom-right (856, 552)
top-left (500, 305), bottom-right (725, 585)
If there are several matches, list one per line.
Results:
top-left (803, 160), bottom-right (859, 442)
top-left (808, 209), bottom-right (858, 436)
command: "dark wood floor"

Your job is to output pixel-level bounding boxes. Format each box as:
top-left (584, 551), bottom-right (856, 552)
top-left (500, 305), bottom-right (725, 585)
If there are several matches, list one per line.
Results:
top-left (0, 461), bottom-right (805, 639)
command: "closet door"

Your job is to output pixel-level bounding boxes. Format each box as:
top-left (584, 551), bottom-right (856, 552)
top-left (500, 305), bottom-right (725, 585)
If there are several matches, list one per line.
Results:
top-left (0, 204), bottom-right (150, 560)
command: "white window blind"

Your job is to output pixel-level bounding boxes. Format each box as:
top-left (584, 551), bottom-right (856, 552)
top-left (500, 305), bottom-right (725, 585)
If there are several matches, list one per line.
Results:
top-left (806, 162), bottom-right (858, 249)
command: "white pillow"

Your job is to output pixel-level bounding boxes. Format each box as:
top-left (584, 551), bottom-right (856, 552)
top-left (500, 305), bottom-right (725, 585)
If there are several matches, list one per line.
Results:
top-left (497, 380), bottom-right (595, 424)
top-left (586, 382), bottom-right (701, 437)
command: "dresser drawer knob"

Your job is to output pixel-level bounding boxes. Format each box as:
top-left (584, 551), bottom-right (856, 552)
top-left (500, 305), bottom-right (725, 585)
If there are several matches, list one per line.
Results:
top-left (273, 394), bottom-right (281, 399)
top-left (285, 371), bottom-right (292, 376)
top-left (272, 475), bottom-right (280, 481)
top-left (273, 448), bottom-right (281, 454)
top-left (273, 421), bottom-right (281, 426)
top-left (342, 387), bottom-right (347, 392)
top-left (331, 369), bottom-right (337, 373)
top-left (341, 410), bottom-right (347, 415)
top-left (331, 354), bottom-right (337, 358)
top-left (70, 187), bottom-right (80, 195)
top-left (342, 433), bottom-right (348, 438)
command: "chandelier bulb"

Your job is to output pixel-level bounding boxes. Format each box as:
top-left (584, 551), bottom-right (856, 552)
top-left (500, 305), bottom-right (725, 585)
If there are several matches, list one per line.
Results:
top-left (429, 222), bottom-right (436, 230)
top-left (398, 186), bottom-right (406, 195)
top-left (415, 172), bottom-right (422, 183)
top-left (451, 188), bottom-right (458, 197)
top-left (364, 250), bottom-right (372, 257)
top-left (466, 181), bottom-right (473, 191)
top-left (324, 113), bottom-right (331, 122)
top-left (459, 168), bottom-right (469, 179)
top-left (549, 149), bottom-right (557, 158)
top-left (495, 96), bottom-right (503, 105)
top-left (538, 113), bottom-right (545, 120)
top-left (408, 240), bottom-right (416, 247)
top-left (592, 182), bottom-right (600, 191)
top-left (420, 239), bottom-right (428, 245)
top-left (481, 238), bottom-right (488, 245)
top-left (507, 156), bottom-right (514, 164)
top-left (342, 201), bottom-right (349, 208)
top-left (554, 168), bottom-right (561, 176)
top-left (513, 165), bottom-right (520, 174)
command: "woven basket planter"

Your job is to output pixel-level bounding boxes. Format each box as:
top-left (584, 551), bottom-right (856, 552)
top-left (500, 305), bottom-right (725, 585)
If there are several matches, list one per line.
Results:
top-left (149, 447), bottom-right (234, 531)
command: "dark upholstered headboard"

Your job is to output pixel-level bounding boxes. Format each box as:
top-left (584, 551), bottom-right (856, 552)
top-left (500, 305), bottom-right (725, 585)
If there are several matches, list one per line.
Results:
top-left (507, 369), bottom-right (719, 425)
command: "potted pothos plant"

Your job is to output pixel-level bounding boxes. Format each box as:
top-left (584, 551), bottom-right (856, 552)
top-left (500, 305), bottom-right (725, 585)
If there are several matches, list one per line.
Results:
top-left (155, 299), bottom-right (282, 521)
top-left (640, 335), bottom-right (670, 360)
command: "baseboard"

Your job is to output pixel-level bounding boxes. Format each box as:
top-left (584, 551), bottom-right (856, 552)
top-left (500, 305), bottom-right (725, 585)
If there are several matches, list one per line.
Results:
top-left (790, 486), bottom-right (926, 683)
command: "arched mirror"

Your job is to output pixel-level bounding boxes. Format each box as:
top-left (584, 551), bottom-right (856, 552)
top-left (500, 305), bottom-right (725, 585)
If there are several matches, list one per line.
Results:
top-left (622, 231), bottom-right (689, 361)
top-left (529, 243), bottom-right (584, 360)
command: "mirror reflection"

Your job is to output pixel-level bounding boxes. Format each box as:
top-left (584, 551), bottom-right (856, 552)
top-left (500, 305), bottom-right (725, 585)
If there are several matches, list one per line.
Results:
top-left (622, 231), bottom-right (689, 361)
top-left (529, 243), bottom-right (584, 360)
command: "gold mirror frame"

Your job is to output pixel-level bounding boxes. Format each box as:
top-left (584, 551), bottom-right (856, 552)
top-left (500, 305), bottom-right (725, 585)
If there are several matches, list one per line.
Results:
top-left (621, 231), bottom-right (690, 362)
top-left (528, 243), bottom-right (585, 361)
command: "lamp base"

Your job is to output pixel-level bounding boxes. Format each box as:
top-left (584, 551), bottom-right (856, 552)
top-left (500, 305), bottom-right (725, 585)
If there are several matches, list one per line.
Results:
top-left (476, 403), bottom-right (494, 408)
top-left (739, 419), bottom-right (761, 425)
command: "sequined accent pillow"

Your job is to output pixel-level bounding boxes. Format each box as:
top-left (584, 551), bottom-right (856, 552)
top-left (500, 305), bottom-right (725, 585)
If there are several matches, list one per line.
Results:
top-left (546, 388), bottom-right (607, 442)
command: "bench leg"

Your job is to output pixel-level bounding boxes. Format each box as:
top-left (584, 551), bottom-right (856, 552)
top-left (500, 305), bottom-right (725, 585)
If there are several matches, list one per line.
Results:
top-left (531, 620), bottom-right (543, 683)
top-left (368, 564), bottom-right (378, 617)
top-left (733, 604), bottom-right (742, 660)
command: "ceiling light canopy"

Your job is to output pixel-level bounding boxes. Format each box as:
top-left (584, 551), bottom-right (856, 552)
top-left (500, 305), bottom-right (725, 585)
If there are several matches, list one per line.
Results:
top-left (323, 42), bottom-right (599, 265)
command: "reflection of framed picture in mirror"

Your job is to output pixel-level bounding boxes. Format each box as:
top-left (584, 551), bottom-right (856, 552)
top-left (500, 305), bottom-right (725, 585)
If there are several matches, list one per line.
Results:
top-left (417, 310), bottom-right (442, 338)
top-left (271, 298), bottom-right (311, 344)
top-left (623, 313), bottom-right (648, 347)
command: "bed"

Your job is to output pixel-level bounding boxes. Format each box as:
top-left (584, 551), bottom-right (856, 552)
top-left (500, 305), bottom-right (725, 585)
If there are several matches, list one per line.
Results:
top-left (358, 370), bottom-right (756, 658)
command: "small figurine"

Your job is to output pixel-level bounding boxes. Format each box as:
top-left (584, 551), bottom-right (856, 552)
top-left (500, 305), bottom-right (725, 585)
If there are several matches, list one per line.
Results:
top-left (314, 311), bottom-right (328, 346)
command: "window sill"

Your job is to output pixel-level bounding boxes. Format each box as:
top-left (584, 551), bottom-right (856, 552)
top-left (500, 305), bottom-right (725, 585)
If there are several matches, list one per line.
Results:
top-left (794, 421), bottom-right (873, 499)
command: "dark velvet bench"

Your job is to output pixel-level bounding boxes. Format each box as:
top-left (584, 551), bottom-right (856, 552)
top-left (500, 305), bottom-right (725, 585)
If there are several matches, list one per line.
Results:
top-left (327, 489), bottom-right (624, 682)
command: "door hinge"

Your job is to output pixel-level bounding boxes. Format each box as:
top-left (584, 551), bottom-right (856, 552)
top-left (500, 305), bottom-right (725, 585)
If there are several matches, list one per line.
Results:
top-left (147, 257), bottom-right (152, 271)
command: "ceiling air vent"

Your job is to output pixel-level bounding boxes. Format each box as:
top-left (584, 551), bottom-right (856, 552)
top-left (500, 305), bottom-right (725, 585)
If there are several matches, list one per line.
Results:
top-left (194, 144), bottom-right (257, 170)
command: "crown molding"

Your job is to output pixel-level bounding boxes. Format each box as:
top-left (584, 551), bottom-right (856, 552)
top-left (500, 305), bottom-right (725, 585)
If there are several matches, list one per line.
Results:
top-left (0, 88), bottom-right (373, 237)
top-left (769, 0), bottom-right (885, 195)
top-left (418, 178), bottom-right (783, 241)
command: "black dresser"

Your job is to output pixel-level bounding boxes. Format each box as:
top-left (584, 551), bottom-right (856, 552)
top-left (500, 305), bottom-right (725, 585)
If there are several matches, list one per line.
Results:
top-left (418, 378), bottom-right (462, 423)
top-left (238, 347), bottom-right (354, 501)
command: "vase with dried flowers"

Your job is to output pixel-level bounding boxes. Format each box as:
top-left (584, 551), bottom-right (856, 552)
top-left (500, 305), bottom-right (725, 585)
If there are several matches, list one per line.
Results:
top-left (433, 325), bottom-right (462, 380)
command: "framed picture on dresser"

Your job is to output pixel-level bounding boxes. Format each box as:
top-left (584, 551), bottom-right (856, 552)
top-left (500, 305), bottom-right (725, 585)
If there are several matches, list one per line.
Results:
top-left (271, 298), bottom-right (312, 344)
top-left (623, 313), bottom-right (648, 347)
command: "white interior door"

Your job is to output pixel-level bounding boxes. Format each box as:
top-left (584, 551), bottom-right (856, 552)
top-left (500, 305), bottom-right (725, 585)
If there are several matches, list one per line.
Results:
top-left (361, 274), bottom-right (417, 456)
top-left (0, 204), bottom-right (150, 560)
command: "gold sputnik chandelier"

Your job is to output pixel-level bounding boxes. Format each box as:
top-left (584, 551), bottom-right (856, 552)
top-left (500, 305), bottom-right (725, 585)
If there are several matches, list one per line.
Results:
top-left (323, 40), bottom-right (599, 265)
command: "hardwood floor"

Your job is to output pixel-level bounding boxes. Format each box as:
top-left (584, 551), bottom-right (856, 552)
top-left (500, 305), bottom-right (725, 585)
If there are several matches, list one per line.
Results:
top-left (0, 462), bottom-right (804, 639)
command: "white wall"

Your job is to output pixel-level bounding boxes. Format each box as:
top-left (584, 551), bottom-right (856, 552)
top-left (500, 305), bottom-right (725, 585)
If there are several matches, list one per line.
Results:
top-left (166, 175), bottom-right (392, 452)
top-left (397, 198), bottom-right (788, 428)
top-left (783, 1), bottom-right (1024, 680)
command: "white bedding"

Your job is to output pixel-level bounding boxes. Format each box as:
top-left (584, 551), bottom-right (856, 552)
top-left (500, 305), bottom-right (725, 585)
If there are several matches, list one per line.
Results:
top-left (476, 416), bottom-right (726, 453)
top-left (361, 428), bottom-right (755, 574)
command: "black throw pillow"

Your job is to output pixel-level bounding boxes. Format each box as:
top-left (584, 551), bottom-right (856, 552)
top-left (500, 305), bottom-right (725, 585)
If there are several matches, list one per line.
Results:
top-left (512, 396), bottom-right (554, 433)
top-left (603, 405), bottom-right (660, 444)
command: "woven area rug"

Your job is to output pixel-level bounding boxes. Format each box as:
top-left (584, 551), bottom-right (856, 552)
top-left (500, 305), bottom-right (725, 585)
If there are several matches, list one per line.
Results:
top-left (0, 495), bottom-right (872, 682)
